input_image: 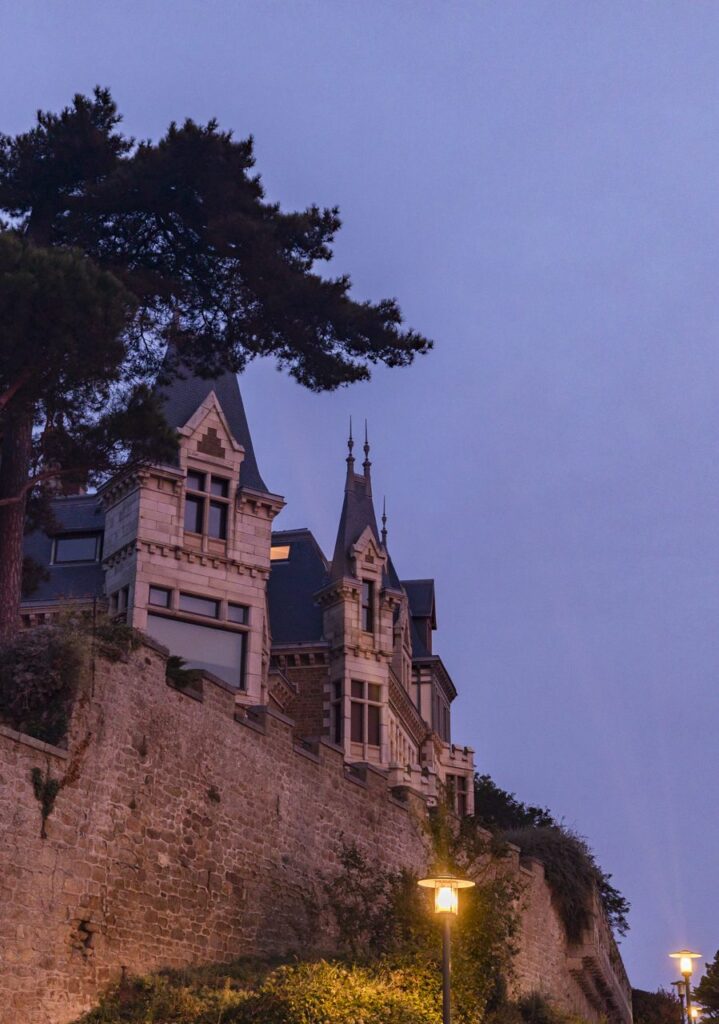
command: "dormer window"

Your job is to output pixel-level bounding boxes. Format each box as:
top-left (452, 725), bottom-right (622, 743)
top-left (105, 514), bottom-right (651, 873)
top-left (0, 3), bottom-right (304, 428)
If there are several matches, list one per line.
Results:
top-left (361, 580), bottom-right (374, 632)
top-left (52, 532), bottom-right (102, 564)
top-left (184, 470), bottom-right (230, 540)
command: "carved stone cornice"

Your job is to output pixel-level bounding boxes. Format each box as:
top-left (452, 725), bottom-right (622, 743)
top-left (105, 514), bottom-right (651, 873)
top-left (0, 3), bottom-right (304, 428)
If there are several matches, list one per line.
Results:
top-left (388, 669), bottom-right (429, 747)
top-left (103, 539), bottom-right (271, 579)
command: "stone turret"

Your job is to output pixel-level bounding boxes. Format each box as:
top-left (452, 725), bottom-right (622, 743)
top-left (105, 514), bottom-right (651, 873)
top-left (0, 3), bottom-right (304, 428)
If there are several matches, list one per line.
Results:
top-left (100, 358), bottom-right (284, 702)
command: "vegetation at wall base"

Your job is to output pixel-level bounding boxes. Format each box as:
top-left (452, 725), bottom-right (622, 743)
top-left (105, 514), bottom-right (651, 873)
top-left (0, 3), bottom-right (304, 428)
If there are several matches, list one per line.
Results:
top-left (474, 774), bottom-right (630, 943)
top-left (73, 957), bottom-right (590, 1024)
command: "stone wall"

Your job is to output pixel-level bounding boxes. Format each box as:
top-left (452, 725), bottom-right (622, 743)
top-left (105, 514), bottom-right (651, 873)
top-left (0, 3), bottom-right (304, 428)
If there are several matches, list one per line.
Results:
top-left (0, 640), bottom-right (631, 1024)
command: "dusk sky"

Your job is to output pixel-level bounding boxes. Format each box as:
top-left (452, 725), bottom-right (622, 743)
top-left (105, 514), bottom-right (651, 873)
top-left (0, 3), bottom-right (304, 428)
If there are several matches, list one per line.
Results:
top-left (1, 0), bottom-right (717, 991)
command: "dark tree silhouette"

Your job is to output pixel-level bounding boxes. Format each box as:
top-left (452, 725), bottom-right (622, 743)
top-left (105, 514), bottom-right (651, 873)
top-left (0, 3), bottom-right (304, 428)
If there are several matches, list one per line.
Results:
top-left (0, 88), bottom-right (432, 636)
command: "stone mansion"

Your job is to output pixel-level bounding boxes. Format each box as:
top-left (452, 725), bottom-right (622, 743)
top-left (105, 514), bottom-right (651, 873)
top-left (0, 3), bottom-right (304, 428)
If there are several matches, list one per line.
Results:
top-left (22, 363), bottom-right (475, 814)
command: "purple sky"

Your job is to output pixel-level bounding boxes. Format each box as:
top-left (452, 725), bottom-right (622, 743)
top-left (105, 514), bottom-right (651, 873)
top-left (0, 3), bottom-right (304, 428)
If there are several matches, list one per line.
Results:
top-left (2, 0), bottom-right (717, 992)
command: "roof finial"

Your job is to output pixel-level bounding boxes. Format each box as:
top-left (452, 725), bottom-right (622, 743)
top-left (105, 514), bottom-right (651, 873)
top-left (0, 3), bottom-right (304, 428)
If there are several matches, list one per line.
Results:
top-left (381, 496), bottom-right (388, 546)
top-left (363, 418), bottom-right (371, 476)
top-left (346, 416), bottom-right (355, 474)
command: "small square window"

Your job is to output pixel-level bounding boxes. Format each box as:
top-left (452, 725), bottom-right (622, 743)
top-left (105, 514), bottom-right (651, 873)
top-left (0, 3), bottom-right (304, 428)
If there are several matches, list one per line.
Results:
top-left (187, 471), bottom-right (206, 492)
top-left (149, 586), bottom-right (171, 608)
top-left (270, 544), bottom-right (291, 561)
top-left (210, 476), bottom-right (229, 498)
top-left (178, 592), bottom-right (219, 618)
top-left (351, 680), bottom-right (364, 699)
top-left (368, 683), bottom-right (381, 703)
top-left (227, 603), bottom-right (248, 624)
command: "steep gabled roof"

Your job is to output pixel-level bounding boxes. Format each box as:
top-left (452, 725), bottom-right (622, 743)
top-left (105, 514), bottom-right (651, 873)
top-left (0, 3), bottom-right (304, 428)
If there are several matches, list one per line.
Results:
top-left (402, 579), bottom-right (436, 624)
top-left (158, 357), bottom-right (268, 493)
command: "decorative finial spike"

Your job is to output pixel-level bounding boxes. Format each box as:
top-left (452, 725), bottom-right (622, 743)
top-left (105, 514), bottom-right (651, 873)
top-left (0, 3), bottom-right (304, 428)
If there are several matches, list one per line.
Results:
top-left (363, 418), bottom-right (371, 476)
top-left (348, 416), bottom-right (354, 454)
top-left (381, 496), bottom-right (388, 546)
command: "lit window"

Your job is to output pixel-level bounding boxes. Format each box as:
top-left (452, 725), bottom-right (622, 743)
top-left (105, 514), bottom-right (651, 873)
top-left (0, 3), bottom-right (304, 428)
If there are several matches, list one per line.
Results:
top-left (53, 533), bottom-right (102, 564)
top-left (270, 545), bottom-right (291, 561)
top-left (178, 592), bottom-right (220, 618)
top-left (361, 580), bottom-right (374, 632)
top-left (149, 586), bottom-right (171, 608)
top-left (350, 680), bottom-right (382, 747)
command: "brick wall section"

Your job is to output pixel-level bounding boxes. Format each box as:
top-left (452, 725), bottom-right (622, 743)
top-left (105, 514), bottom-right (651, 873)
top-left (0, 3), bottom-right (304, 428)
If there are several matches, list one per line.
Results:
top-left (281, 663), bottom-right (327, 739)
top-left (0, 643), bottom-right (429, 1024)
top-left (0, 642), bottom-right (631, 1024)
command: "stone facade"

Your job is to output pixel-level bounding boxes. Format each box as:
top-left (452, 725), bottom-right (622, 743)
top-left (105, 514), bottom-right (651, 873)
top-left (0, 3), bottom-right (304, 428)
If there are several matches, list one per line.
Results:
top-left (0, 640), bottom-right (631, 1024)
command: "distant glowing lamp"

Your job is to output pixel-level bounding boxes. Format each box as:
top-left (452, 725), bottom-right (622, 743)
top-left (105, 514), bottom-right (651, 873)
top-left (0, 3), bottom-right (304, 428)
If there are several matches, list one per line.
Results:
top-left (689, 1006), bottom-right (702, 1021)
top-left (670, 951), bottom-right (702, 978)
top-left (670, 950), bottom-right (702, 1024)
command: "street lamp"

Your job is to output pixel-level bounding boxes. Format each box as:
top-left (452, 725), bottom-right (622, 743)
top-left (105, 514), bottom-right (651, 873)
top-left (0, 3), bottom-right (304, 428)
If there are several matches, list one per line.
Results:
top-left (418, 874), bottom-right (475, 1024)
top-left (670, 950), bottom-right (702, 1024)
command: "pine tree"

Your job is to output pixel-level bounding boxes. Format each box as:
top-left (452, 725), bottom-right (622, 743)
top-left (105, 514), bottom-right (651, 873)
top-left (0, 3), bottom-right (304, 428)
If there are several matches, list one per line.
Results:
top-left (696, 951), bottom-right (719, 1021)
top-left (0, 88), bottom-right (432, 637)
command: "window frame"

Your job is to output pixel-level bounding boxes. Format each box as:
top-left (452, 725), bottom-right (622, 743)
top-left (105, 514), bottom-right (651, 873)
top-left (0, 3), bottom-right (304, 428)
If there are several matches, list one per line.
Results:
top-left (52, 532), bottom-right (103, 565)
top-left (183, 469), bottom-right (232, 542)
top-left (349, 679), bottom-right (382, 749)
top-left (360, 579), bottom-right (374, 633)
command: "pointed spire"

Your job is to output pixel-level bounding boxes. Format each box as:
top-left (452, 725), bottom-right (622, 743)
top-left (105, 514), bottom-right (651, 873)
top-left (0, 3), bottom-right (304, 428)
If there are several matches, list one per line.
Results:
top-left (346, 416), bottom-right (355, 479)
top-left (381, 496), bottom-right (388, 546)
top-left (363, 419), bottom-right (371, 477)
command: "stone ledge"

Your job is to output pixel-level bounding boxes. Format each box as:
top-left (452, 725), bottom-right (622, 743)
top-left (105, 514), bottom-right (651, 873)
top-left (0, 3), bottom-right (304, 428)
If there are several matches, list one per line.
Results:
top-left (0, 724), bottom-right (70, 760)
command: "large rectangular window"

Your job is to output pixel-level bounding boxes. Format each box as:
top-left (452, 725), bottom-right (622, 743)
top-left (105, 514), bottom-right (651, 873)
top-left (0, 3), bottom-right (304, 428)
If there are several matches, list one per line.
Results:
top-left (147, 614), bottom-right (246, 689)
top-left (350, 680), bottom-right (382, 747)
top-left (361, 580), bottom-right (374, 632)
top-left (53, 533), bottom-right (102, 564)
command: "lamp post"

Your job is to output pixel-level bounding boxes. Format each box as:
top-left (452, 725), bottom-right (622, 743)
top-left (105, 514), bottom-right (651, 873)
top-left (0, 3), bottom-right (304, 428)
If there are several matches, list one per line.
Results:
top-left (670, 951), bottom-right (702, 1024)
top-left (671, 979), bottom-right (686, 1024)
top-left (418, 874), bottom-right (475, 1024)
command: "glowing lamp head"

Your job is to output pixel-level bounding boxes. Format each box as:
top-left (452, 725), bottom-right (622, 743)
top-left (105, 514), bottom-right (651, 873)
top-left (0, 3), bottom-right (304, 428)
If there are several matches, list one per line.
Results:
top-left (670, 951), bottom-right (702, 978)
top-left (418, 874), bottom-right (475, 916)
top-left (690, 1007), bottom-right (701, 1021)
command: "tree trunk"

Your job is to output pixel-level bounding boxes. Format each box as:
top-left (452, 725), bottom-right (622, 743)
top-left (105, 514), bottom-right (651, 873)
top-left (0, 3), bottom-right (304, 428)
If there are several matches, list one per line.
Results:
top-left (0, 407), bottom-right (33, 642)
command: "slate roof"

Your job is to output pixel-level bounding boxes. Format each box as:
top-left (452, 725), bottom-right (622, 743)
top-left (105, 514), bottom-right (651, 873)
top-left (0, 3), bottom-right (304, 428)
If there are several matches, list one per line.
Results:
top-left (402, 579), bottom-right (437, 659)
top-left (158, 360), bottom-right (268, 493)
top-left (329, 467), bottom-right (381, 581)
top-left (23, 495), bottom-right (106, 605)
top-left (268, 529), bottom-right (329, 644)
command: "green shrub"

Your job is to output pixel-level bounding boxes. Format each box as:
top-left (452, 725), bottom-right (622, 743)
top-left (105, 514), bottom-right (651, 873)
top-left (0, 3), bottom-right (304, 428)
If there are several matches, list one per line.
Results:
top-left (240, 960), bottom-right (441, 1024)
top-left (0, 624), bottom-right (86, 744)
top-left (73, 958), bottom-right (442, 1024)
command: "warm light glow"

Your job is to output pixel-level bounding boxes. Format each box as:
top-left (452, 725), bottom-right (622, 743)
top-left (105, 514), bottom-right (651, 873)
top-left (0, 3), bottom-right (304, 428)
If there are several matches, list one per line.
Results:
top-left (669, 951), bottom-right (702, 977)
top-left (270, 545), bottom-right (291, 561)
top-left (435, 884), bottom-right (458, 915)
top-left (690, 1008), bottom-right (701, 1020)
top-left (418, 874), bottom-right (475, 916)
